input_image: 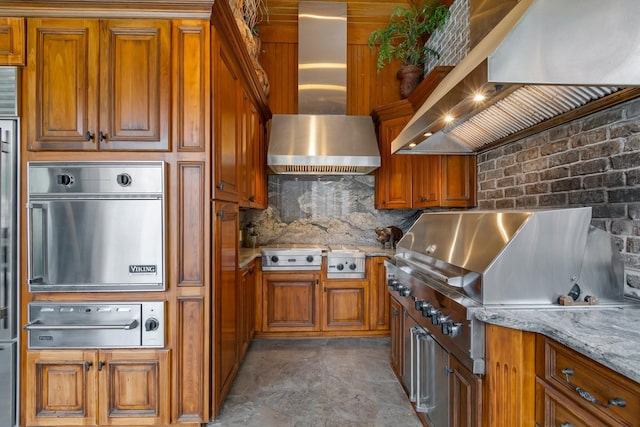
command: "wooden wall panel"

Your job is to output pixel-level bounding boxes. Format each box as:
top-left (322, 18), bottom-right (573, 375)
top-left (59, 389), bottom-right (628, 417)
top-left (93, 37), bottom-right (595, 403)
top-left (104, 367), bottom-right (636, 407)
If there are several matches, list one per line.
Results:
top-left (177, 162), bottom-right (205, 286)
top-left (172, 21), bottom-right (210, 152)
top-left (484, 324), bottom-right (536, 427)
top-left (259, 41), bottom-right (297, 114)
top-left (175, 297), bottom-right (207, 422)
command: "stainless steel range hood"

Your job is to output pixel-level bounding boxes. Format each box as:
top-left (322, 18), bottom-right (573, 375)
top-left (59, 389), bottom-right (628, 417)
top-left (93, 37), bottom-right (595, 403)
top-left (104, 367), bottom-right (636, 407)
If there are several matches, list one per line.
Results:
top-left (392, 0), bottom-right (640, 155)
top-left (267, 2), bottom-right (381, 175)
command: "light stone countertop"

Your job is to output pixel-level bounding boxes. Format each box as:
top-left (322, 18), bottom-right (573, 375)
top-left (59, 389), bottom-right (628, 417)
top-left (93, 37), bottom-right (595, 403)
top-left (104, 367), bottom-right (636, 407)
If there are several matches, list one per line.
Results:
top-left (472, 304), bottom-right (640, 384)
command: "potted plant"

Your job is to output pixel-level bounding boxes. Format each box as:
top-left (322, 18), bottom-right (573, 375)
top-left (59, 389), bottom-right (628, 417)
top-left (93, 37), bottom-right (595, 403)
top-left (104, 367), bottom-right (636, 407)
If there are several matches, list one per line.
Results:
top-left (368, 0), bottom-right (450, 98)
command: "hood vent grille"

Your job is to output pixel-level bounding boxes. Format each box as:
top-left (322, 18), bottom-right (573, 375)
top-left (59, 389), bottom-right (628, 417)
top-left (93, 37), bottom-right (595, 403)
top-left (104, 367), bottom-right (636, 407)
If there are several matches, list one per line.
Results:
top-left (448, 85), bottom-right (620, 149)
top-left (273, 165), bottom-right (364, 174)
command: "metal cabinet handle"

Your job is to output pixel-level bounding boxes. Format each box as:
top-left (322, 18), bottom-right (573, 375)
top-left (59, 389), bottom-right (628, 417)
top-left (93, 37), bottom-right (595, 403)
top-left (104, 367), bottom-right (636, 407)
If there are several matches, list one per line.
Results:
top-left (216, 182), bottom-right (224, 190)
top-left (98, 361), bottom-right (105, 371)
top-left (561, 368), bottom-right (627, 409)
top-left (24, 319), bottom-right (140, 331)
top-left (249, 195), bottom-right (255, 202)
top-left (99, 131), bottom-right (107, 142)
top-left (85, 361), bottom-right (93, 371)
top-left (85, 131), bottom-right (95, 142)
top-left (26, 202), bottom-right (47, 286)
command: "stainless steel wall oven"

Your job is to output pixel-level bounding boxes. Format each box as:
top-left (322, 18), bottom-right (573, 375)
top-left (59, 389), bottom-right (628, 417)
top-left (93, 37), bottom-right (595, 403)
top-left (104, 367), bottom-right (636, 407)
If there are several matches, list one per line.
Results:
top-left (26, 162), bottom-right (166, 292)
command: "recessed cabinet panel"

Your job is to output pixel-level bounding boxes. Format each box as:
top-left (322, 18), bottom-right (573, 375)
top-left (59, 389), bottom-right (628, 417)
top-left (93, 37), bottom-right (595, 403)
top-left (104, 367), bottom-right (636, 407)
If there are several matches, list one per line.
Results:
top-left (263, 272), bottom-right (320, 332)
top-left (0, 17), bottom-right (25, 66)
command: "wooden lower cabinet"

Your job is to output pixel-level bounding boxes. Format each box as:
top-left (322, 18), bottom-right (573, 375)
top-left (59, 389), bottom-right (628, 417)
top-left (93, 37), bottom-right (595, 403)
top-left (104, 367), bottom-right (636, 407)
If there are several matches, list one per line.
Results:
top-left (25, 349), bottom-right (170, 426)
top-left (369, 256), bottom-right (390, 331)
top-left (262, 271), bottom-right (321, 332)
top-left (389, 296), bottom-right (403, 379)
top-left (450, 356), bottom-right (482, 427)
top-left (239, 260), bottom-right (257, 360)
top-left (322, 279), bottom-right (368, 331)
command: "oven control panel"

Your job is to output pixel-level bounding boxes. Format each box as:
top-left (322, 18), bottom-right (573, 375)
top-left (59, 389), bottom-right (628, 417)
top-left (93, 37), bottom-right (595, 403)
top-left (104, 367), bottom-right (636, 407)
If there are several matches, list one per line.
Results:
top-left (25, 301), bottom-right (165, 349)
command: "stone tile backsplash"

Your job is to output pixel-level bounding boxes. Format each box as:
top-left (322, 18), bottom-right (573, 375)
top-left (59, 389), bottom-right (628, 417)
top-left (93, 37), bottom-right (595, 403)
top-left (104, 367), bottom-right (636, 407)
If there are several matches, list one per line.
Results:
top-left (241, 175), bottom-right (421, 247)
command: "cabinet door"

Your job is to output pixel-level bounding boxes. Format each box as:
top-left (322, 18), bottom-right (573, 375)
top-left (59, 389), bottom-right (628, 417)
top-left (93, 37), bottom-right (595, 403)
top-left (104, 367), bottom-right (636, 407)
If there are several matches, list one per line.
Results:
top-left (25, 350), bottom-right (98, 426)
top-left (375, 116), bottom-right (412, 209)
top-left (26, 18), bottom-right (100, 150)
top-left (441, 155), bottom-right (477, 207)
top-left (239, 261), bottom-right (256, 360)
top-left (322, 279), bottom-right (368, 331)
top-left (369, 257), bottom-right (390, 331)
top-left (262, 272), bottom-right (320, 332)
top-left (99, 20), bottom-right (170, 150)
top-left (0, 17), bottom-right (25, 65)
top-left (212, 201), bottom-right (239, 415)
top-left (390, 297), bottom-right (403, 379)
top-left (535, 379), bottom-right (618, 427)
top-left (212, 32), bottom-right (240, 202)
top-left (412, 155), bottom-right (441, 208)
top-left (450, 355), bottom-right (482, 427)
top-left (253, 114), bottom-right (268, 208)
top-left (98, 350), bottom-right (170, 426)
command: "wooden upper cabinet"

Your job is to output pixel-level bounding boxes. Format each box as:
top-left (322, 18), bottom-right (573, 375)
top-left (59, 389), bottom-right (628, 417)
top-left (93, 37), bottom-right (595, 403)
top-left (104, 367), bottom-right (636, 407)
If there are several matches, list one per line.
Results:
top-left (212, 32), bottom-right (240, 202)
top-left (0, 17), bottom-right (25, 66)
top-left (412, 155), bottom-right (441, 208)
top-left (26, 18), bottom-right (170, 151)
top-left (375, 115), bottom-right (412, 209)
top-left (441, 155), bottom-right (477, 207)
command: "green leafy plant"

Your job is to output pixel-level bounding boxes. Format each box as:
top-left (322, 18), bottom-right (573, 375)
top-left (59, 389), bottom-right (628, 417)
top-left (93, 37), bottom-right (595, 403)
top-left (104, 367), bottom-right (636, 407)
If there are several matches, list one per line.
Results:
top-left (368, 0), bottom-right (450, 72)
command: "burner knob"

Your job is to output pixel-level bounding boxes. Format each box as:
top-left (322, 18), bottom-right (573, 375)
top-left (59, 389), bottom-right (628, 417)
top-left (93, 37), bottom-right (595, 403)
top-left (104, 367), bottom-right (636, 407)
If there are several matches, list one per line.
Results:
top-left (422, 304), bottom-right (437, 318)
top-left (270, 255), bottom-right (279, 263)
top-left (145, 317), bottom-right (160, 331)
top-left (429, 308), bottom-right (441, 324)
top-left (399, 287), bottom-right (412, 297)
top-left (433, 312), bottom-right (449, 326)
top-left (395, 284), bottom-right (406, 293)
top-left (388, 279), bottom-right (399, 288)
top-left (442, 321), bottom-right (463, 337)
top-left (349, 263), bottom-right (357, 270)
top-left (337, 264), bottom-right (345, 271)
top-left (415, 300), bottom-right (430, 311)
top-left (306, 255), bottom-right (314, 262)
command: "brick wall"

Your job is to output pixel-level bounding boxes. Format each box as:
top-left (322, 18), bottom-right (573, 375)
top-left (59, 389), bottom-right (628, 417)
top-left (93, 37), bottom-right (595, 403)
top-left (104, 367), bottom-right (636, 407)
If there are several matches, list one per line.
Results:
top-left (477, 98), bottom-right (640, 297)
top-left (424, 0), bottom-right (470, 74)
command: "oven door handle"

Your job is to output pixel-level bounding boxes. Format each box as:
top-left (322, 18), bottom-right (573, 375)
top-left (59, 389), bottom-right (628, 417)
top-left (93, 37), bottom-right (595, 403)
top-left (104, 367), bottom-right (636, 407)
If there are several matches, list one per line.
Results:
top-left (25, 202), bottom-right (47, 286)
top-left (24, 319), bottom-right (140, 331)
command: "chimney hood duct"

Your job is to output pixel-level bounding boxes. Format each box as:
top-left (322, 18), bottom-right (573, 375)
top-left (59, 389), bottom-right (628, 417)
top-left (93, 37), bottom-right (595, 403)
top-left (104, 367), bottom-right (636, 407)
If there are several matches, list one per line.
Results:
top-left (267, 1), bottom-right (381, 175)
top-left (392, 0), bottom-right (640, 155)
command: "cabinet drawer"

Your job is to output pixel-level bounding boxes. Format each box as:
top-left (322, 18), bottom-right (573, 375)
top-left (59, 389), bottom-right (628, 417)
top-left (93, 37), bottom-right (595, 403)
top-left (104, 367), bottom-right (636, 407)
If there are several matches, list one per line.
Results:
top-left (537, 336), bottom-right (640, 426)
top-left (536, 378), bottom-right (618, 427)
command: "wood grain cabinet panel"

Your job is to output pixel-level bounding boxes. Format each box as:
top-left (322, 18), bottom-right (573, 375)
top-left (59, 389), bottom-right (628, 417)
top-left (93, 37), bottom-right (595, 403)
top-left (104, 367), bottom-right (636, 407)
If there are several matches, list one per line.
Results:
top-left (389, 296), bottom-right (403, 380)
top-left (212, 201), bottom-right (239, 417)
top-left (25, 350), bottom-right (169, 426)
top-left (26, 18), bottom-right (170, 151)
top-left (172, 20), bottom-right (209, 152)
top-left (412, 155), bottom-right (441, 208)
top-left (26, 350), bottom-right (98, 426)
top-left (262, 271), bottom-right (321, 332)
top-left (322, 280), bottom-right (368, 331)
top-left (450, 355), bottom-right (482, 427)
top-left (369, 256), bottom-right (390, 331)
top-left (212, 31), bottom-right (240, 202)
top-left (375, 115), bottom-right (412, 209)
top-left (441, 155), bottom-right (477, 207)
top-left (536, 335), bottom-right (640, 426)
top-left (0, 17), bottom-right (25, 65)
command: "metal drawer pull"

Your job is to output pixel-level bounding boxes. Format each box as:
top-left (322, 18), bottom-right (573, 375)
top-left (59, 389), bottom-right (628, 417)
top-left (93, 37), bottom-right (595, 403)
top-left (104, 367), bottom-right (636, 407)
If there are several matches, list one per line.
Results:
top-left (561, 368), bottom-right (627, 409)
top-left (24, 319), bottom-right (140, 331)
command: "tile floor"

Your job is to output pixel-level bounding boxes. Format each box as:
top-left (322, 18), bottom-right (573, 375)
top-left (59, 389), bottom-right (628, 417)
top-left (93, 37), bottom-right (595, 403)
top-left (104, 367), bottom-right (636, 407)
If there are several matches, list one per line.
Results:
top-left (209, 337), bottom-right (422, 427)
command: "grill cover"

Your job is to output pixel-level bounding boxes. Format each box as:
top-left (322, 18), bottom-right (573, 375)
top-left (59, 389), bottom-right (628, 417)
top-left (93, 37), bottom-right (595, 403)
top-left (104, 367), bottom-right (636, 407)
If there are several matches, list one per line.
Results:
top-left (395, 207), bottom-right (624, 305)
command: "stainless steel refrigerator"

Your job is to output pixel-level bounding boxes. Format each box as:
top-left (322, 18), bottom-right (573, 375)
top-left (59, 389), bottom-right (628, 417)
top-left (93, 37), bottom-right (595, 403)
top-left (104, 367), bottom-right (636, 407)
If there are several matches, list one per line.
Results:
top-left (0, 67), bottom-right (19, 427)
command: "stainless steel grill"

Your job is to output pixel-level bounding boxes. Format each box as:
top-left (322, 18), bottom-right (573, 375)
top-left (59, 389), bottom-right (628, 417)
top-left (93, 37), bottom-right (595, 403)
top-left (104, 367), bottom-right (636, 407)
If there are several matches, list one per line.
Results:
top-left (386, 207), bottom-right (626, 376)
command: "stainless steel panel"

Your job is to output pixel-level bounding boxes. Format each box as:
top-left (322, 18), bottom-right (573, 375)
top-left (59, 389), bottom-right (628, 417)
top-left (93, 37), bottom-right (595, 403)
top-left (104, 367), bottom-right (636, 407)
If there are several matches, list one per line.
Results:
top-left (298, 2), bottom-right (346, 115)
top-left (27, 199), bottom-right (164, 291)
top-left (0, 119), bottom-right (17, 341)
top-left (26, 302), bottom-right (164, 348)
top-left (0, 342), bottom-right (16, 427)
top-left (423, 336), bottom-right (449, 426)
top-left (0, 68), bottom-right (18, 117)
top-left (27, 162), bottom-right (165, 292)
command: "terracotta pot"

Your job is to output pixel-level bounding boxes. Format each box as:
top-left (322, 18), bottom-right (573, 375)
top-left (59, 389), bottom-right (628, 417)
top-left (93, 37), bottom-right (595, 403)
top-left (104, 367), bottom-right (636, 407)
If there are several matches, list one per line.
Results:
top-left (397, 64), bottom-right (424, 99)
